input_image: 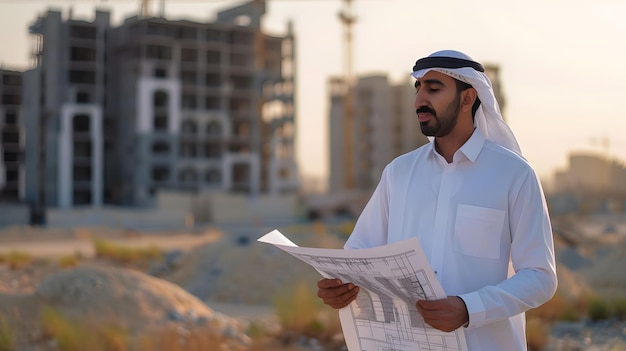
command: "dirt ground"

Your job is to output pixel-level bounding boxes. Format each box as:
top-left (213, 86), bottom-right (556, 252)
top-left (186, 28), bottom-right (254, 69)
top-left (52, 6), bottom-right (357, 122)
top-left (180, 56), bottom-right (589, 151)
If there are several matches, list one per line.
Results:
top-left (0, 224), bottom-right (348, 351)
top-left (0, 225), bottom-right (221, 258)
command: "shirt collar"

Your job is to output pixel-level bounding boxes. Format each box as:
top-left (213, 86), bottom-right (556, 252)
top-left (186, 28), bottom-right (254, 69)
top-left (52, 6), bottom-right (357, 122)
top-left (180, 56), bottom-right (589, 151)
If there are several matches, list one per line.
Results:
top-left (426, 129), bottom-right (485, 163)
top-left (457, 129), bottom-right (485, 163)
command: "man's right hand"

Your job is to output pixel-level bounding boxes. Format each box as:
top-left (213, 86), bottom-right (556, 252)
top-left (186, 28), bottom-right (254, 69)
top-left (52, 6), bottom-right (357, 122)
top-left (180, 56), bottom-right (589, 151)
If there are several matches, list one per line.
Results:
top-left (317, 278), bottom-right (359, 309)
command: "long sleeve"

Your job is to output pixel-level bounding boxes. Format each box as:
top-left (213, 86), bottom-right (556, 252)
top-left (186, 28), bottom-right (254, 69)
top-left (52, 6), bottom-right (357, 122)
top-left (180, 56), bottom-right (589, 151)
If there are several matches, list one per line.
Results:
top-left (460, 168), bottom-right (557, 329)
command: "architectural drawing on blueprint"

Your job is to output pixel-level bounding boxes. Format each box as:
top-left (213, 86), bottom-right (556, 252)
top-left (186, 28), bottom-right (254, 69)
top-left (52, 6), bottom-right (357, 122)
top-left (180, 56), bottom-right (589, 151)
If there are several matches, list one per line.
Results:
top-left (258, 230), bottom-right (468, 351)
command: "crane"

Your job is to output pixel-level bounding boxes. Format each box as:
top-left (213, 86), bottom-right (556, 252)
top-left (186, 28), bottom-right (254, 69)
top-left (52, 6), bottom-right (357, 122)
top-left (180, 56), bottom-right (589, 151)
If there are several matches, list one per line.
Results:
top-left (339, 0), bottom-right (356, 190)
top-left (140, 0), bottom-right (165, 17)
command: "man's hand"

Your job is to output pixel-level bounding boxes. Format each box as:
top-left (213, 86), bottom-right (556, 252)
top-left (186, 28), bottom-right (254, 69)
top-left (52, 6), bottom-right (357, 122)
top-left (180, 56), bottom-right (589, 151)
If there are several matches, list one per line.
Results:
top-left (416, 296), bottom-right (469, 332)
top-left (317, 278), bottom-right (359, 309)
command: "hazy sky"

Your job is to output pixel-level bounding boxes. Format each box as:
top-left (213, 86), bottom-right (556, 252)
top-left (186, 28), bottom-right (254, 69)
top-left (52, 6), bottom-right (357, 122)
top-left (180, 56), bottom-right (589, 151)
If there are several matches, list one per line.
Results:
top-left (1, 0), bottom-right (625, 185)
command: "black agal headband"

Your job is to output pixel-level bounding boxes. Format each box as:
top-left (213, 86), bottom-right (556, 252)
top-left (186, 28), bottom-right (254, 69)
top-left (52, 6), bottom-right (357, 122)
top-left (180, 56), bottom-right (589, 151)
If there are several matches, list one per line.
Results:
top-left (413, 56), bottom-right (485, 73)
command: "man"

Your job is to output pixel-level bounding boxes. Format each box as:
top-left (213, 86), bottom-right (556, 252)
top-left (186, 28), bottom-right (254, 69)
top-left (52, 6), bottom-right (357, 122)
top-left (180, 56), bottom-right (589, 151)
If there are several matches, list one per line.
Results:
top-left (317, 50), bottom-right (557, 350)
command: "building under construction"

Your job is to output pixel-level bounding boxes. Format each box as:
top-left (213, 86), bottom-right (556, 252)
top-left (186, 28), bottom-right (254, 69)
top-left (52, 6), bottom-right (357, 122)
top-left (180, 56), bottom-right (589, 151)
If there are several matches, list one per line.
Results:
top-left (0, 68), bottom-right (22, 203)
top-left (21, 0), bottom-right (298, 209)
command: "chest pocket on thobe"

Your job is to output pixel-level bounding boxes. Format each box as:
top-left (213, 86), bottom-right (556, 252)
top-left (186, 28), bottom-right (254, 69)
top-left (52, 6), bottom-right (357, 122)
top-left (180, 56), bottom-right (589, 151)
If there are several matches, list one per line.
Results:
top-left (453, 204), bottom-right (506, 259)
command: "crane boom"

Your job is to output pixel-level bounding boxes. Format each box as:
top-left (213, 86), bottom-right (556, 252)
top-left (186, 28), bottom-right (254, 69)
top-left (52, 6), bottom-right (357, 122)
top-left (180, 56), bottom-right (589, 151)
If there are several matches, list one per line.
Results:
top-left (339, 0), bottom-right (356, 189)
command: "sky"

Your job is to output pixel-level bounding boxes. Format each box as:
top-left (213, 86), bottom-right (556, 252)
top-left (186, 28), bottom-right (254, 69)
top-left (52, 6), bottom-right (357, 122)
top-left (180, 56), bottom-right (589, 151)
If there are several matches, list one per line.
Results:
top-left (1, 0), bottom-right (625, 186)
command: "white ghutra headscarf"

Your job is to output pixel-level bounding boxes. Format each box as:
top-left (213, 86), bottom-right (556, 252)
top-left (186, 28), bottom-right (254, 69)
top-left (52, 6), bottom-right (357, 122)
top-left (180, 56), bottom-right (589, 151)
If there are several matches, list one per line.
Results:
top-left (411, 50), bottom-right (522, 156)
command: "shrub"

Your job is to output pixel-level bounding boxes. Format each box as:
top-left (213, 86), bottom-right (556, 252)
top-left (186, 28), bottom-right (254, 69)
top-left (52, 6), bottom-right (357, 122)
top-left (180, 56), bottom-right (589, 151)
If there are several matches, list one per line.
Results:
top-left (0, 316), bottom-right (15, 351)
top-left (247, 322), bottom-right (268, 338)
top-left (588, 297), bottom-right (611, 322)
top-left (559, 306), bottom-right (580, 322)
top-left (610, 298), bottom-right (626, 321)
top-left (273, 280), bottom-right (342, 346)
top-left (273, 281), bottom-right (324, 335)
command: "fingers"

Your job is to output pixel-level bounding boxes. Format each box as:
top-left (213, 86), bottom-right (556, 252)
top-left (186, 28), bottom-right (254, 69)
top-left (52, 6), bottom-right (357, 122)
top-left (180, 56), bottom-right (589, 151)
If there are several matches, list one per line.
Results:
top-left (317, 278), bottom-right (359, 309)
top-left (416, 300), bottom-right (446, 324)
top-left (415, 297), bottom-right (469, 332)
top-left (416, 299), bottom-right (442, 311)
top-left (317, 278), bottom-right (344, 289)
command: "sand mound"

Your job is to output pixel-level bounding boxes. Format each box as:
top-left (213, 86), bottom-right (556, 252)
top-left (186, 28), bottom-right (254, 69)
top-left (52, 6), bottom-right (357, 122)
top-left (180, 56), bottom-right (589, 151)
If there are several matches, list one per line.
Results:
top-left (555, 263), bottom-right (592, 300)
top-left (162, 231), bottom-right (345, 305)
top-left (582, 242), bottom-right (626, 297)
top-left (34, 265), bottom-right (250, 345)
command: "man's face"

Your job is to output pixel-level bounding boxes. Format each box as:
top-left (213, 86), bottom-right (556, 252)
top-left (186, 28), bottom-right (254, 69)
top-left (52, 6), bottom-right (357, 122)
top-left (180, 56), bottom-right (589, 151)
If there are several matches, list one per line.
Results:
top-left (414, 70), bottom-right (463, 138)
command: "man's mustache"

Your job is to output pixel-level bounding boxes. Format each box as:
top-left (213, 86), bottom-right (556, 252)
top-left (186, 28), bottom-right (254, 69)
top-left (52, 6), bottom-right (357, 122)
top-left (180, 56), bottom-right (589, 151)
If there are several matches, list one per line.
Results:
top-left (415, 107), bottom-right (436, 115)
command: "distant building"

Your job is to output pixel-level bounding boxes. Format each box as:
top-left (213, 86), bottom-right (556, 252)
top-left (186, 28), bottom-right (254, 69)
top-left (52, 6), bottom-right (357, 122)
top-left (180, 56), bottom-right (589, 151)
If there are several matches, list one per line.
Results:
top-left (22, 1), bottom-right (298, 209)
top-left (484, 64), bottom-right (506, 121)
top-left (328, 75), bottom-right (427, 194)
top-left (24, 10), bottom-right (110, 210)
top-left (551, 152), bottom-right (626, 214)
top-left (553, 152), bottom-right (626, 194)
top-left (0, 68), bottom-right (23, 202)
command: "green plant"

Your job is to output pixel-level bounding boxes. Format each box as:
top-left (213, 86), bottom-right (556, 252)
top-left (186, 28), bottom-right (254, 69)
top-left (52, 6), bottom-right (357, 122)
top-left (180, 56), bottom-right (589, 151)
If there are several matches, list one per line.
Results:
top-left (247, 322), bottom-right (268, 338)
top-left (273, 281), bottom-right (325, 335)
top-left (559, 306), bottom-right (580, 322)
top-left (588, 297), bottom-right (611, 322)
top-left (0, 316), bottom-right (15, 351)
top-left (610, 297), bottom-right (626, 321)
top-left (272, 280), bottom-right (343, 347)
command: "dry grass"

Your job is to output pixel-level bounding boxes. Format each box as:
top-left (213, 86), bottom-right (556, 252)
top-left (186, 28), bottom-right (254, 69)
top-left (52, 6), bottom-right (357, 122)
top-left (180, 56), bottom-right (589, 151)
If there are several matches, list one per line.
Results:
top-left (0, 316), bottom-right (15, 351)
top-left (611, 297), bottom-right (626, 320)
top-left (40, 307), bottom-right (258, 351)
top-left (41, 306), bottom-right (130, 351)
top-left (334, 220), bottom-right (355, 238)
top-left (93, 238), bottom-right (162, 264)
top-left (57, 253), bottom-right (81, 268)
top-left (529, 290), bottom-right (626, 322)
top-left (273, 281), bottom-right (324, 334)
top-left (527, 291), bottom-right (595, 323)
top-left (526, 316), bottom-right (549, 351)
top-left (134, 325), bottom-right (239, 351)
top-left (0, 251), bottom-right (33, 270)
top-left (272, 281), bottom-right (343, 349)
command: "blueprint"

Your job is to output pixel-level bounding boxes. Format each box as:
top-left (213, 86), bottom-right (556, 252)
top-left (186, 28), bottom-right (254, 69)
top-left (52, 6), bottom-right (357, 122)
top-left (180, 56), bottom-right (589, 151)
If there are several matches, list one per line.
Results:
top-left (258, 229), bottom-right (468, 351)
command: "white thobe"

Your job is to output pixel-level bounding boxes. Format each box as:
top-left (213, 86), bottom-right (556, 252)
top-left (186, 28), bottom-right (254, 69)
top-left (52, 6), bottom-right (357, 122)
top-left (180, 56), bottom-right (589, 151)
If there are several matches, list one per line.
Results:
top-left (344, 130), bottom-right (557, 351)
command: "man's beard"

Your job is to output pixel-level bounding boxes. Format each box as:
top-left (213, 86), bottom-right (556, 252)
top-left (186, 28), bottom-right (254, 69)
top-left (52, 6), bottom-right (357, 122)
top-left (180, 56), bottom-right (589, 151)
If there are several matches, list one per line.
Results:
top-left (418, 94), bottom-right (462, 137)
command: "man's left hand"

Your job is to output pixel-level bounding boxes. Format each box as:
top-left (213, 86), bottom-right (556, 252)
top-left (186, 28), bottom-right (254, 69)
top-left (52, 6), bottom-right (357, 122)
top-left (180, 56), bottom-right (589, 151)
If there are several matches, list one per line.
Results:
top-left (415, 296), bottom-right (469, 332)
